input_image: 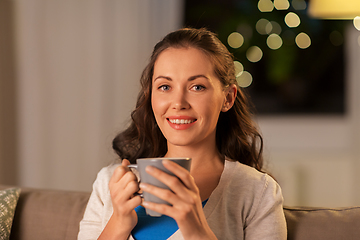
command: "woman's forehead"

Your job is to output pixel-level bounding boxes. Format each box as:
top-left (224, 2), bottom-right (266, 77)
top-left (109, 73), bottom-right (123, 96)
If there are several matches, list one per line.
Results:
top-left (153, 47), bottom-right (215, 77)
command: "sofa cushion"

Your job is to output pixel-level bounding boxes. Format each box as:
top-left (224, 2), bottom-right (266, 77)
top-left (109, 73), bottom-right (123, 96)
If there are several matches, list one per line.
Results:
top-left (284, 206), bottom-right (360, 240)
top-left (2, 184), bottom-right (360, 240)
top-left (9, 187), bottom-right (90, 240)
top-left (0, 188), bottom-right (20, 240)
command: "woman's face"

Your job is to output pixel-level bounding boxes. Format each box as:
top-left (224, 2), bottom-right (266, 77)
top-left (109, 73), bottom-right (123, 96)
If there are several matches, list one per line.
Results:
top-left (151, 47), bottom-right (229, 149)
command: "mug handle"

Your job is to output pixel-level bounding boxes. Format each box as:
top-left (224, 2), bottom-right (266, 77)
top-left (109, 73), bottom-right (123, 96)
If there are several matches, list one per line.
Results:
top-left (127, 164), bottom-right (143, 198)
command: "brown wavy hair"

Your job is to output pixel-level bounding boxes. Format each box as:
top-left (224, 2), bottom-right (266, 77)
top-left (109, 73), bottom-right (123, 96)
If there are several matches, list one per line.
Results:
top-left (112, 28), bottom-right (264, 171)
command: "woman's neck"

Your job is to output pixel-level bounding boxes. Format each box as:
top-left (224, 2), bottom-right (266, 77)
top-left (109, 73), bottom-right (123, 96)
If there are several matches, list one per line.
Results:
top-left (165, 144), bottom-right (224, 171)
top-left (165, 144), bottom-right (225, 201)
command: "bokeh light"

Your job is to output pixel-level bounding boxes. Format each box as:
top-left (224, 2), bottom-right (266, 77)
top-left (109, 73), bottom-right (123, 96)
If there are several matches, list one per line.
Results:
top-left (237, 23), bottom-right (253, 40)
top-left (354, 16), bottom-right (360, 31)
top-left (227, 32), bottom-right (244, 49)
top-left (291, 0), bottom-right (307, 10)
top-left (234, 61), bottom-right (244, 77)
top-left (274, 0), bottom-right (290, 10)
top-left (267, 34), bottom-right (283, 50)
top-left (265, 23), bottom-right (273, 35)
top-left (285, 12), bottom-right (301, 28)
top-left (256, 19), bottom-right (271, 35)
top-left (258, 0), bottom-right (274, 12)
top-left (236, 71), bottom-right (253, 88)
top-left (266, 21), bottom-right (282, 35)
top-left (295, 32), bottom-right (311, 49)
top-left (329, 31), bottom-right (343, 46)
top-left (246, 46), bottom-right (263, 62)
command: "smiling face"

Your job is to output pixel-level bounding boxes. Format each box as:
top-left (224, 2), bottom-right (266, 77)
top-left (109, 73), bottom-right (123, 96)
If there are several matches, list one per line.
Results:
top-left (151, 47), bottom-right (229, 151)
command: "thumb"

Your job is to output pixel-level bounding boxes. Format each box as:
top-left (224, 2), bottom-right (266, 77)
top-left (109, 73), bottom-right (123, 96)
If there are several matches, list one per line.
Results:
top-left (121, 158), bottom-right (131, 166)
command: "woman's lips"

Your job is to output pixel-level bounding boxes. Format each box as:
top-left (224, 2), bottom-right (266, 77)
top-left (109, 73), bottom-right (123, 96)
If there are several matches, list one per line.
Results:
top-left (166, 117), bottom-right (197, 130)
top-left (168, 118), bottom-right (196, 124)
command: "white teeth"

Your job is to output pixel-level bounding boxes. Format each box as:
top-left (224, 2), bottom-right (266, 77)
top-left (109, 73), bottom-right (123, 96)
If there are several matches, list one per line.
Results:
top-left (169, 119), bottom-right (195, 124)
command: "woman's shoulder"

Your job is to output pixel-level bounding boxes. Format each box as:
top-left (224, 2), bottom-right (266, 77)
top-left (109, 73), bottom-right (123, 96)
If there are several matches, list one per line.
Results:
top-left (223, 159), bottom-right (278, 192)
top-left (206, 159), bottom-right (283, 223)
top-left (91, 162), bottom-right (121, 194)
top-left (97, 162), bottom-right (121, 176)
top-left (224, 159), bottom-right (265, 179)
top-left (221, 159), bottom-right (282, 213)
top-left (95, 162), bottom-right (121, 182)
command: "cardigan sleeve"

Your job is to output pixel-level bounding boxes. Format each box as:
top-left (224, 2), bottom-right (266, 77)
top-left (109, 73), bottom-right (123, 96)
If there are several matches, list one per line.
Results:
top-left (243, 174), bottom-right (287, 240)
top-left (78, 164), bottom-right (135, 240)
top-left (78, 164), bottom-right (136, 240)
top-left (78, 167), bottom-right (111, 240)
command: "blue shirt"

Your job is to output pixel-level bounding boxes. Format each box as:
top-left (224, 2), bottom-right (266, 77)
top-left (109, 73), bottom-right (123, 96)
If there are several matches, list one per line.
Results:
top-left (132, 199), bottom-right (208, 240)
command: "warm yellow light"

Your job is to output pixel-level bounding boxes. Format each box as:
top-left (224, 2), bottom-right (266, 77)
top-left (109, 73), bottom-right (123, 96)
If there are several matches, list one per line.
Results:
top-left (308, 0), bottom-right (360, 19)
top-left (234, 61), bottom-right (244, 77)
top-left (256, 19), bottom-right (270, 35)
top-left (228, 32), bottom-right (244, 49)
top-left (354, 16), bottom-right (360, 31)
top-left (267, 34), bottom-right (283, 50)
top-left (296, 32), bottom-right (311, 49)
top-left (236, 71), bottom-right (253, 88)
top-left (246, 46), bottom-right (263, 63)
top-left (267, 21), bottom-right (282, 35)
top-left (285, 12), bottom-right (301, 28)
top-left (274, 0), bottom-right (290, 10)
top-left (258, 0), bottom-right (274, 12)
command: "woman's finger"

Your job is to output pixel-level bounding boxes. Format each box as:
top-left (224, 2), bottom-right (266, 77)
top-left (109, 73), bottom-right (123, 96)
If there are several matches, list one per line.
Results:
top-left (145, 164), bottom-right (198, 201)
top-left (162, 160), bottom-right (197, 191)
top-left (110, 172), bottom-right (138, 202)
top-left (141, 189), bottom-right (199, 223)
top-left (111, 158), bottom-right (137, 183)
top-left (109, 159), bottom-right (131, 184)
top-left (122, 159), bottom-right (131, 166)
top-left (109, 166), bottom-right (127, 185)
top-left (109, 160), bottom-right (140, 204)
top-left (140, 172), bottom-right (198, 208)
top-left (140, 182), bottom-right (180, 205)
top-left (141, 200), bottom-right (174, 216)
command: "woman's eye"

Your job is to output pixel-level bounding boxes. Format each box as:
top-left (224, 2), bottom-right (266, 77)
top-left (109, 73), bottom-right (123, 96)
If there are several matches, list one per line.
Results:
top-left (192, 85), bottom-right (206, 91)
top-left (158, 85), bottom-right (170, 91)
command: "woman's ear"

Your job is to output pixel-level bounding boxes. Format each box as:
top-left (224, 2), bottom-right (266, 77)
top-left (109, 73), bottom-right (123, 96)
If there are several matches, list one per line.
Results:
top-left (222, 84), bottom-right (237, 112)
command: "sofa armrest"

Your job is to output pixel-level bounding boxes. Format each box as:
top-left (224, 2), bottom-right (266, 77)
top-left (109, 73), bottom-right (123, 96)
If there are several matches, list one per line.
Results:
top-left (2, 186), bottom-right (90, 240)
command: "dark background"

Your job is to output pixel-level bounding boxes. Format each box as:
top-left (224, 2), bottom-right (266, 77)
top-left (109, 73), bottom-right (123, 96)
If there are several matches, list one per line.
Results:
top-left (184, 0), bottom-right (345, 115)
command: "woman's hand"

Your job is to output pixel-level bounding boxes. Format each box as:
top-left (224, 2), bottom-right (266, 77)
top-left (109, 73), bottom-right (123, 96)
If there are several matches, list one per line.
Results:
top-left (140, 160), bottom-right (217, 240)
top-left (98, 159), bottom-right (142, 240)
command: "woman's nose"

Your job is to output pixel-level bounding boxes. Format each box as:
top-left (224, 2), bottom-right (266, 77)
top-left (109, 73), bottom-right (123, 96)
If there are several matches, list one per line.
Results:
top-left (172, 90), bottom-right (190, 110)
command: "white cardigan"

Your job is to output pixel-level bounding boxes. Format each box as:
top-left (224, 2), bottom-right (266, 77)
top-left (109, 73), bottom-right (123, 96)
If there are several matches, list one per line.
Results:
top-left (78, 159), bottom-right (287, 240)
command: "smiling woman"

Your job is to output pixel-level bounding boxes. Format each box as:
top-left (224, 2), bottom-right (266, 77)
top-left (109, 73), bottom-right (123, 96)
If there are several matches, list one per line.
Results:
top-left (78, 28), bottom-right (287, 240)
top-left (151, 47), bottom-right (231, 148)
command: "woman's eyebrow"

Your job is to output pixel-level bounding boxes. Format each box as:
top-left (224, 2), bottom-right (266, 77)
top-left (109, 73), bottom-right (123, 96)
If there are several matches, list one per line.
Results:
top-left (153, 74), bottom-right (209, 82)
top-left (188, 74), bottom-right (209, 81)
top-left (153, 75), bottom-right (172, 82)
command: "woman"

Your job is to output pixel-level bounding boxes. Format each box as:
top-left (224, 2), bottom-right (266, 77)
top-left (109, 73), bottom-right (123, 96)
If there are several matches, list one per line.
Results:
top-left (78, 28), bottom-right (287, 240)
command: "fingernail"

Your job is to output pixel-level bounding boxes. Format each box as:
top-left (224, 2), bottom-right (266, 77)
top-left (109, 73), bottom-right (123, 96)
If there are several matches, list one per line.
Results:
top-left (145, 165), bottom-right (155, 172)
top-left (142, 201), bottom-right (149, 207)
top-left (163, 160), bottom-right (174, 167)
top-left (139, 183), bottom-right (148, 189)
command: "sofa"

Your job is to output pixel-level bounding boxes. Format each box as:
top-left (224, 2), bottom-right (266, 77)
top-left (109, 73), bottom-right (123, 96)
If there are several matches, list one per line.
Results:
top-left (1, 185), bottom-right (360, 240)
